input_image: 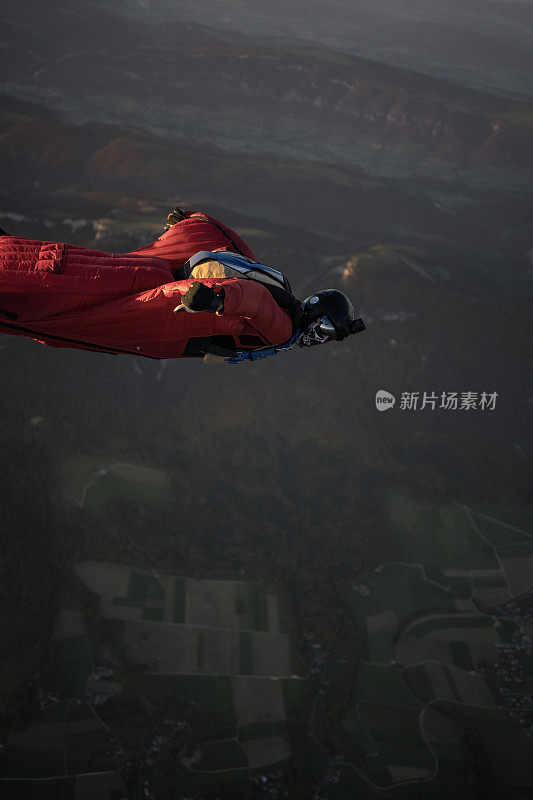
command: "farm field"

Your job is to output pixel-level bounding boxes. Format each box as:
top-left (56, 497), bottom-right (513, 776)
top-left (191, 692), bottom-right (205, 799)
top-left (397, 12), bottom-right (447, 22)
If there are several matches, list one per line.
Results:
top-left (4, 481), bottom-right (530, 795)
top-left (342, 498), bottom-right (532, 792)
top-left (75, 562), bottom-right (286, 632)
top-left (60, 456), bottom-right (174, 513)
top-left (388, 493), bottom-right (499, 569)
top-left (1, 702), bottom-right (121, 782)
top-left (1, 561), bottom-right (302, 785)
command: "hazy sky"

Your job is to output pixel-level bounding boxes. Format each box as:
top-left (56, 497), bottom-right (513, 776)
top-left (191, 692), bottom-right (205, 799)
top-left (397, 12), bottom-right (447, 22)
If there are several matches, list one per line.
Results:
top-left (82, 0), bottom-right (533, 97)
top-left (4, 0), bottom-right (532, 99)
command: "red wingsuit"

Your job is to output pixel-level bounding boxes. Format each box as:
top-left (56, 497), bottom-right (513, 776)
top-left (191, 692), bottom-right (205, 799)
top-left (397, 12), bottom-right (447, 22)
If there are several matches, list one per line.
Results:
top-left (0, 211), bottom-right (293, 358)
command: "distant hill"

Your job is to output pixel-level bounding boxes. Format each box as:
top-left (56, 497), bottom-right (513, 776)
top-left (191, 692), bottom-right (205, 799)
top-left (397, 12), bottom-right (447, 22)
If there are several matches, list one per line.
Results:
top-left (9, 0), bottom-right (530, 99)
top-left (1, 13), bottom-right (532, 184)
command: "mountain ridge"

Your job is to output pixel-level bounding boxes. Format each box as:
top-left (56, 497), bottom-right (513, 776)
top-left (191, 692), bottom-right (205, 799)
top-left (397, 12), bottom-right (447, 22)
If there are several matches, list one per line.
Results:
top-left (1, 16), bottom-right (532, 185)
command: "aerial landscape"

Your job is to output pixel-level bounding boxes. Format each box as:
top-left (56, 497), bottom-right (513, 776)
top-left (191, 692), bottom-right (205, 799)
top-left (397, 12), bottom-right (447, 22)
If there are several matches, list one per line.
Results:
top-left (0, 1), bottom-right (531, 798)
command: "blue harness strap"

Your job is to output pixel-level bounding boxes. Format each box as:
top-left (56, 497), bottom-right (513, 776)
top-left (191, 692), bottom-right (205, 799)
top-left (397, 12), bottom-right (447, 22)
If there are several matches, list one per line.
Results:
top-left (186, 250), bottom-right (299, 364)
top-left (224, 331), bottom-right (301, 365)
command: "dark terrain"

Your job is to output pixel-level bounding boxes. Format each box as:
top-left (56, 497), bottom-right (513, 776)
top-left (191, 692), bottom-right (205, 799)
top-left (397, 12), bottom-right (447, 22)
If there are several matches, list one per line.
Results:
top-left (0, 2), bottom-right (532, 798)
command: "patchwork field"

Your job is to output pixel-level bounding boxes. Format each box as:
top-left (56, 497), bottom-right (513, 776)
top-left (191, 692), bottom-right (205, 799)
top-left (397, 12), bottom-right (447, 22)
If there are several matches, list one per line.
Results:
top-left (140, 671), bottom-right (302, 774)
top-left (5, 485), bottom-right (529, 794)
top-left (1, 562), bottom-right (301, 785)
top-left (342, 498), bottom-right (532, 792)
top-left (348, 562), bottom-right (456, 663)
top-left (75, 562), bottom-right (286, 632)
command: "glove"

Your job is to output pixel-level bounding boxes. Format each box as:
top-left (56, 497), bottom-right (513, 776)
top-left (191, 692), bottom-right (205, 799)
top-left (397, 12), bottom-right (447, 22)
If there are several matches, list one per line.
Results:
top-left (174, 282), bottom-right (224, 314)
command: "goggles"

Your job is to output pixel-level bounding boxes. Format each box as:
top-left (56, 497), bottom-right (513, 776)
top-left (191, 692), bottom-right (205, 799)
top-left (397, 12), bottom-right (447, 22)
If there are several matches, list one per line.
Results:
top-left (298, 315), bottom-right (337, 347)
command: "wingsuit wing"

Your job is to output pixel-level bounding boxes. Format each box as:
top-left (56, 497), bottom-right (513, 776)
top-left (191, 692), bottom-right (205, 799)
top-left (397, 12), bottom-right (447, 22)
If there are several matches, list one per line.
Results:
top-left (218, 278), bottom-right (293, 344)
top-left (0, 276), bottom-right (292, 358)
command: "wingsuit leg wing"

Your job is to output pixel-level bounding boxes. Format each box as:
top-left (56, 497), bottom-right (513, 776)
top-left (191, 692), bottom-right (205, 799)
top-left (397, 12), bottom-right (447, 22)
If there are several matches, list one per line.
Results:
top-left (126, 210), bottom-right (258, 275)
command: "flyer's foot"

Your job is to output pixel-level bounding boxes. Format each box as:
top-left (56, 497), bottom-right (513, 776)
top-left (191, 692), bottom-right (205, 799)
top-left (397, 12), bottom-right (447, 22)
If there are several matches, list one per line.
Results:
top-left (163, 206), bottom-right (187, 232)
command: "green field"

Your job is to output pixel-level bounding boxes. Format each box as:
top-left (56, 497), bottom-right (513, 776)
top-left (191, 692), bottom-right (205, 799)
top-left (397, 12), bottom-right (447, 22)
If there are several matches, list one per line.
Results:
top-left (239, 631), bottom-right (254, 675)
top-left (1, 701), bottom-right (117, 780)
top-left (498, 541), bottom-right (532, 557)
top-left (473, 514), bottom-right (532, 547)
top-left (197, 632), bottom-right (206, 670)
top-left (6, 561), bottom-right (302, 788)
top-left (402, 665), bottom-right (438, 703)
top-left (473, 575), bottom-right (507, 587)
top-left (470, 720), bottom-right (533, 786)
top-left (173, 577), bottom-right (186, 622)
top-left (126, 570), bottom-right (165, 604)
top-left (471, 505), bottom-right (533, 539)
top-left (350, 563), bottom-right (455, 621)
top-left (46, 635), bottom-right (94, 696)
top-left (327, 765), bottom-right (389, 800)
top-left (424, 565), bottom-right (473, 596)
top-left (408, 614), bottom-right (496, 639)
top-left (343, 709), bottom-right (379, 756)
top-left (432, 703), bottom-right (533, 788)
top-left (247, 583), bottom-right (269, 632)
top-left (164, 768), bottom-right (250, 792)
top-left (113, 569), bottom-right (166, 613)
top-left (0, 778), bottom-right (78, 798)
top-left (143, 606), bottom-right (164, 620)
top-left (2, 703), bottom-right (70, 778)
top-left (142, 674), bottom-right (236, 728)
top-left (276, 591), bottom-right (294, 635)
top-left (449, 642), bottom-right (475, 671)
top-left (359, 704), bottom-right (427, 747)
top-left (1, 746), bottom-right (66, 779)
top-left (355, 662), bottom-right (422, 707)
top-left (101, 618), bottom-right (126, 646)
top-left (195, 738), bottom-right (248, 771)
top-left (365, 633), bottom-right (393, 663)
top-left (389, 493), bottom-right (498, 569)
top-left (65, 729), bottom-right (113, 774)
top-left (347, 563), bottom-right (456, 662)
top-left (336, 492), bottom-right (533, 794)
top-left (238, 721), bottom-right (285, 740)
top-left (358, 703), bottom-right (433, 772)
top-left (281, 677), bottom-right (307, 717)
top-left (61, 456), bottom-right (174, 515)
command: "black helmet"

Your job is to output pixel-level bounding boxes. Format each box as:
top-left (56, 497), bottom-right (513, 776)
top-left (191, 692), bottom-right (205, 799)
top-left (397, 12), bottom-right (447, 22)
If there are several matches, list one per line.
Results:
top-left (301, 289), bottom-right (365, 342)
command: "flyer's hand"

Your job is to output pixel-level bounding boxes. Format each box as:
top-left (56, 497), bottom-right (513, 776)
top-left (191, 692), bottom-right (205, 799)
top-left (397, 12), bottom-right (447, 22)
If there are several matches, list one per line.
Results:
top-left (173, 282), bottom-right (224, 314)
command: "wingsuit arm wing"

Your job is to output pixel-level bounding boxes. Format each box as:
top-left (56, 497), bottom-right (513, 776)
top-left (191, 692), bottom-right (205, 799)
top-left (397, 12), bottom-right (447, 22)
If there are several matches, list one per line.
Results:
top-left (216, 279), bottom-right (293, 345)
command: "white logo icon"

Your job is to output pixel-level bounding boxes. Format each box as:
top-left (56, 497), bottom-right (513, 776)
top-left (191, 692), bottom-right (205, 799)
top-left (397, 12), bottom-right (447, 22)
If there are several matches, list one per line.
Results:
top-left (375, 390), bottom-right (396, 411)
